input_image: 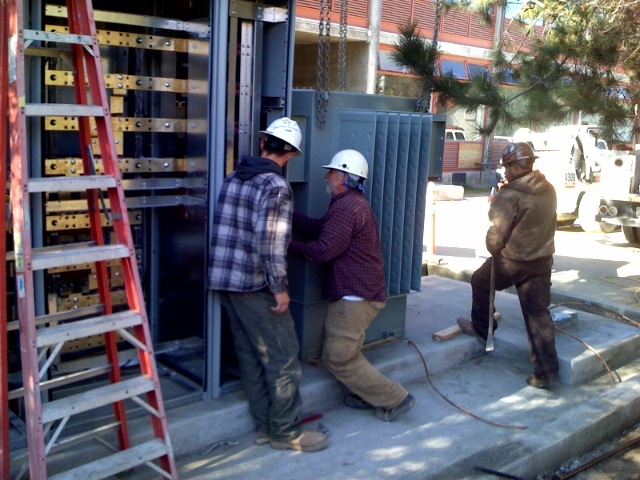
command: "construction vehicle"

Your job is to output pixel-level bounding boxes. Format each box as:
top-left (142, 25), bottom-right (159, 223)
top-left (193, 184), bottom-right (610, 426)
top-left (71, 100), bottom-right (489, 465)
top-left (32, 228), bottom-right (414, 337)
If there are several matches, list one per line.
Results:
top-left (595, 149), bottom-right (640, 243)
top-left (513, 125), bottom-right (630, 233)
top-left (3, 0), bottom-right (444, 475)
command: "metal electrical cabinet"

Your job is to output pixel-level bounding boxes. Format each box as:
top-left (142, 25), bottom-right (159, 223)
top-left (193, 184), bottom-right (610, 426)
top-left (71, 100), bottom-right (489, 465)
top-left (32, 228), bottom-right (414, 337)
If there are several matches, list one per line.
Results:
top-left (289, 90), bottom-right (445, 360)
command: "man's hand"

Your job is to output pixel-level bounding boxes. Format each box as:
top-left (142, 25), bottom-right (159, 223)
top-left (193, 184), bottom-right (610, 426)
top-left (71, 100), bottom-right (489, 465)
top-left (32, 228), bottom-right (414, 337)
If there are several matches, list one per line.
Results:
top-left (271, 291), bottom-right (290, 314)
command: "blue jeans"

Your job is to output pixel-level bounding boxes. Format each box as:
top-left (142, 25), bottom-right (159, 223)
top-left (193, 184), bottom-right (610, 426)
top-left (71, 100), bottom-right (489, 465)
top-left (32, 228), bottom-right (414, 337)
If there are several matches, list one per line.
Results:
top-left (219, 289), bottom-right (303, 441)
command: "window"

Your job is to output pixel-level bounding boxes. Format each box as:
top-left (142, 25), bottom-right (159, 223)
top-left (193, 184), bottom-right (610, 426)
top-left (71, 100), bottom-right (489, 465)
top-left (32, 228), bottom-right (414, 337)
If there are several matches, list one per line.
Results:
top-left (440, 60), bottom-right (468, 79)
top-left (378, 51), bottom-right (409, 74)
top-left (498, 68), bottom-right (517, 85)
top-left (468, 63), bottom-right (490, 80)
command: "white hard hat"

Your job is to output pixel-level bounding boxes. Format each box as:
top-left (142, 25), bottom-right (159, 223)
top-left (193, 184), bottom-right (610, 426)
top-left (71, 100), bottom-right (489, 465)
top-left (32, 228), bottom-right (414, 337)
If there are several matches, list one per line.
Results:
top-left (259, 117), bottom-right (303, 154)
top-left (322, 149), bottom-right (369, 179)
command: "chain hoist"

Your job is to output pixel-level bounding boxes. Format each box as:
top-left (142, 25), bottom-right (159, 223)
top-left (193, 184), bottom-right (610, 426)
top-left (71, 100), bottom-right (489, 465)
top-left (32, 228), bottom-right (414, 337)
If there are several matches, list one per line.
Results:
top-left (338, 0), bottom-right (347, 91)
top-left (316, 0), bottom-right (331, 128)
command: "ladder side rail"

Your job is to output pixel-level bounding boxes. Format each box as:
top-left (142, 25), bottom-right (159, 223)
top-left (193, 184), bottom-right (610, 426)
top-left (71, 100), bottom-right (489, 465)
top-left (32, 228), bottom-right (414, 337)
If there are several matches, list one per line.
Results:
top-left (67, 2), bottom-right (177, 477)
top-left (1, 0), bottom-right (11, 477)
top-left (7, 0), bottom-right (48, 478)
top-left (69, 3), bottom-right (178, 476)
top-left (66, 1), bottom-right (131, 453)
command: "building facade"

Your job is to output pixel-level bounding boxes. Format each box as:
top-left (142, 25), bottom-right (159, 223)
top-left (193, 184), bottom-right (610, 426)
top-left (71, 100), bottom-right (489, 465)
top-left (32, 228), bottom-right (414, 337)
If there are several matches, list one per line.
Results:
top-left (293, 0), bottom-right (545, 182)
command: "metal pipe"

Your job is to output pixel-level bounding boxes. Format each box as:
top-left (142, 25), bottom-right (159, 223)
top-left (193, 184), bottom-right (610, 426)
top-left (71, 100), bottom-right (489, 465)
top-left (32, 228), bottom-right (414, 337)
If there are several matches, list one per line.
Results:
top-left (426, 181), bottom-right (436, 255)
top-left (365, 0), bottom-right (382, 94)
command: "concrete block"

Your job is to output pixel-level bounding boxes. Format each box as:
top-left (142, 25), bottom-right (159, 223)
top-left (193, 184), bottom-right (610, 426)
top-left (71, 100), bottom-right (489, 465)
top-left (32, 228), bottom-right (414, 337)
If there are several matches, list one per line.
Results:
top-left (430, 184), bottom-right (465, 201)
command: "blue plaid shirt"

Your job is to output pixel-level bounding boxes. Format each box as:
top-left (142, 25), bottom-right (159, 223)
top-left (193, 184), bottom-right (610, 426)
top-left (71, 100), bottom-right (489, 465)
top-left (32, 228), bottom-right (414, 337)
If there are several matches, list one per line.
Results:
top-left (208, 155), bottom-right (293, 294)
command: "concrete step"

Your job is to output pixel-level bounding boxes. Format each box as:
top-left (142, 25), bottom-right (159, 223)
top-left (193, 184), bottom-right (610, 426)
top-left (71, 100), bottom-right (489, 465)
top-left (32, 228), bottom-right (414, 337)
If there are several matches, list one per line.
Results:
top-left (412, 276), bottom-right (640, 386)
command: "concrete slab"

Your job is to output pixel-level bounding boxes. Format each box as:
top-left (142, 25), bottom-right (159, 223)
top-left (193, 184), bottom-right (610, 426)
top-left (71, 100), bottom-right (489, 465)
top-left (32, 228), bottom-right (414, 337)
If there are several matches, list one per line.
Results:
top-left (30, 275), bottom-right (640, 480)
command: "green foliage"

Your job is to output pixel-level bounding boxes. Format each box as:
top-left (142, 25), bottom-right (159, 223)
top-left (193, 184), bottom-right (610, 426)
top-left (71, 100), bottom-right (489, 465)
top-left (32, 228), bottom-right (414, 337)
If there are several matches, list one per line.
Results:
top-left (392, 0), bottom-right (640, 143)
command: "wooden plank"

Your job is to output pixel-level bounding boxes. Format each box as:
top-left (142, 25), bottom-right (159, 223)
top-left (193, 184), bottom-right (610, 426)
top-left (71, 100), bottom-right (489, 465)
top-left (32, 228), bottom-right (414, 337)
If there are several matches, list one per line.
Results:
top-left (432, 313), bottom-right (501, 342)
top-left (432, 325), bottom-right (462, 342)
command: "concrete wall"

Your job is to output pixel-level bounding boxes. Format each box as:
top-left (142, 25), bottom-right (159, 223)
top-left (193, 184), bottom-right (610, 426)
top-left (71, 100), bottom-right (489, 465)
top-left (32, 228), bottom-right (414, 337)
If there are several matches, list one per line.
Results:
top-left (293, 42), bottom-right (370, 93)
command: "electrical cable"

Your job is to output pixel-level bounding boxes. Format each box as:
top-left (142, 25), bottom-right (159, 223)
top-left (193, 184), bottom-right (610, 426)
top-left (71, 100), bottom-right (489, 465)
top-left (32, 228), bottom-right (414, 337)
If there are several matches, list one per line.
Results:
top-left (601, 274), bottom-right (640, 306)
top-left (548, 303), bottom-right (621, 385)
top-left (407, 340), bottom-right (527, 431)
top-left (551, 298), bottom-right (640, 328)
top-left (554, 326), bottom-right (621, 385)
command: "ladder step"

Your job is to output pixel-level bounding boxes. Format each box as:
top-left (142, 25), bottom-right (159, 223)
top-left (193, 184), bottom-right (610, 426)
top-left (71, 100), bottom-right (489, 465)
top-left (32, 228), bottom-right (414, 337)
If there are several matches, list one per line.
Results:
top-left (29, 175), bottom-right (117, 193)
top-left (42, 375), bottom-right (156, 425)
top-left (25, 104), bottom-right (105, 117)
top-left (32, 243), bottom-right (130, 271)
top-left (48, 438), bottom-right (169, 480)
top-left (36, 311), bottom-right (143, 347)
top-left (24, 28), bottom-right (93, 46)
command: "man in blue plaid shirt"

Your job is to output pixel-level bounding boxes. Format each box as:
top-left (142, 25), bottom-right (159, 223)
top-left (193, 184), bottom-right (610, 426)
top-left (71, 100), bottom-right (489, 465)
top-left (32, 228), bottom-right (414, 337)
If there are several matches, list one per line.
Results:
top-left (208, 117), bottom-right (327, 453)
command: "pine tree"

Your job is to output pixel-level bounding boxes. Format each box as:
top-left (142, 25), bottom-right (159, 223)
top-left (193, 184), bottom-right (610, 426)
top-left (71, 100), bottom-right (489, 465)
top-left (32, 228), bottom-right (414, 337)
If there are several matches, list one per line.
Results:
top-left (392, 0), bottom-right (640, 143)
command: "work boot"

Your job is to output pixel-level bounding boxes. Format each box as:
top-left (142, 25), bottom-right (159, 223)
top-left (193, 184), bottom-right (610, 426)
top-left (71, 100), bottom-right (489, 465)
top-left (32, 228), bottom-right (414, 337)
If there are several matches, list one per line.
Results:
top-left (269, 430), bottom-right (328, 452)
top-left (374, 393), bottom-right (415, 422)
top-left (457, 317), bottom-right (487, 347)
top-left (344, 393), bottom-right (373, 410)
top-left (254, 431), bottom-right (270, 445)
top-left (526, 374), bottom-right (558, 390)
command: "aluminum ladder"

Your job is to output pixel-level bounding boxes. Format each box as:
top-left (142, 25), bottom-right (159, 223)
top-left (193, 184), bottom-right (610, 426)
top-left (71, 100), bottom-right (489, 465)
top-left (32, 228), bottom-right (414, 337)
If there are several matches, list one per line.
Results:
top-left (4, 0), bottom-right (179, 478)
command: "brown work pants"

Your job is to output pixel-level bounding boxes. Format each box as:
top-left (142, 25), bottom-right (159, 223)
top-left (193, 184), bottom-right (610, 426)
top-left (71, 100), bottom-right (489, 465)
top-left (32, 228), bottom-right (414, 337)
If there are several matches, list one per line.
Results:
top-left (470, 255), bottom-right (559, 381)
top-left (322, 299), bottom-right (408, 409)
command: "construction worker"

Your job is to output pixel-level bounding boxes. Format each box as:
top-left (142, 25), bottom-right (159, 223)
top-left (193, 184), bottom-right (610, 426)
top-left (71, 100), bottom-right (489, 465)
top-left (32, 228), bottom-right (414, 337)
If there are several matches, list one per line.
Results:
top-left (457, 142), bottom-right (560, 389)
top-left (208, 117), bottom-right (328, 452)
top-left (289, 149), bottom-right (415, 421)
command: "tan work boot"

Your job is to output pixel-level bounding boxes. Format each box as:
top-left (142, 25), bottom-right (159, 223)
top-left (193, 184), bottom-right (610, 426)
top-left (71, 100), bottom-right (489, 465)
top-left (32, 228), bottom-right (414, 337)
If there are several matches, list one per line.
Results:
top-left (254, 431), bottom-right (270, 445)
top-left (270, 430), bottom-right (328, 452)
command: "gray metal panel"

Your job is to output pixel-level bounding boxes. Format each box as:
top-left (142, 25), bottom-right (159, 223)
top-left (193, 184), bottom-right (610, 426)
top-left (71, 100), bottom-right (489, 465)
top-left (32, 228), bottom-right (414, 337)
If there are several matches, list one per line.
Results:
top-left (429, 117), bottom-right (446, 179)
top-left (289, 90), bottom-right (445, 358)
top-left (401, 115), bottom-right (423, 293)
top-left (412, 116), bottom-right (437, 289)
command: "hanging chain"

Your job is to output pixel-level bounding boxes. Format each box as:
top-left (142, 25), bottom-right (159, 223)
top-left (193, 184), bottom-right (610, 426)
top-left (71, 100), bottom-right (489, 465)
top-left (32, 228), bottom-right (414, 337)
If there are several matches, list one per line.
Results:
top-left (338, 0), bottom-right (347, 92)
top-left (317, 0), bottom-right (332, 128)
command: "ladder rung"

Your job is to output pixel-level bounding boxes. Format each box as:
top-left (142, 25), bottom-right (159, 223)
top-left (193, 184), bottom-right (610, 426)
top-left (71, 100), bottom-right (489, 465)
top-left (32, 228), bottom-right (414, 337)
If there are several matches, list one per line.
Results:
top-left (24, 29), bottom-right (93, 46)
top-left (48, 438), bottom-right (169, 480)
top-left (25, 104), bottom-right (105, 117)
top-left (29, 175), bottom-right (117, 193)
top-left (32, 243), bottom-right (130, 271)
top-left (42, 375), bottom-right (156, 425)
top-left (36, 311), bottom-right (143, 347)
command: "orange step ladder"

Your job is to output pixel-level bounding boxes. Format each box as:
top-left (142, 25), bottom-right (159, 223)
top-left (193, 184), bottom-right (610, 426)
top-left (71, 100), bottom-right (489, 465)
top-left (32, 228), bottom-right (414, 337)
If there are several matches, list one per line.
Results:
top-left (4, 0), bottom-right (179, 478)
top-left (1, 0), bottom-right (10, 478)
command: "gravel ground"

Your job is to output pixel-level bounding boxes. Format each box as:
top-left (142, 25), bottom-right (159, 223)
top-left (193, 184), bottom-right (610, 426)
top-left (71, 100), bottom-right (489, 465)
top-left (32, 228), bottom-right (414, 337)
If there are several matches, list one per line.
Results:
top-left (540, 422), bottom-right (640, 479)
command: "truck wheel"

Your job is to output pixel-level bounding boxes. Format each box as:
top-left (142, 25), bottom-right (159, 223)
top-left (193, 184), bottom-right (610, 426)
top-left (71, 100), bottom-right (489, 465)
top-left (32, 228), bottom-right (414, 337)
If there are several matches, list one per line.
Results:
top-left (599, 222), bottom-right (618, 234)
top-left (622, 226), bottom-right (640, 244)
top-left (577, 190), bottom-right (601, 233)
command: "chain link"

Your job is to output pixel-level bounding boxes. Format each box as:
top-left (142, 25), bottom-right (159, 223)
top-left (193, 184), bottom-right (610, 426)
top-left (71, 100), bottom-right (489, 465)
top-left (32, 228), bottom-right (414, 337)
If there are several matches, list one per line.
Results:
top-left (317, 0), bottom-right (331, 128)
top-left (338, 0), bottom-right (347, 92)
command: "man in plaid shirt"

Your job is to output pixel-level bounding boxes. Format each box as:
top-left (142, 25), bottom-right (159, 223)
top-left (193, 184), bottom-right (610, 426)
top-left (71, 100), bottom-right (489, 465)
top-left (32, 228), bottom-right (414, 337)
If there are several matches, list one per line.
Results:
top-left (289, 149), bottom-right (415, 422)
top-left (208, 117), bottom-right (327, 452)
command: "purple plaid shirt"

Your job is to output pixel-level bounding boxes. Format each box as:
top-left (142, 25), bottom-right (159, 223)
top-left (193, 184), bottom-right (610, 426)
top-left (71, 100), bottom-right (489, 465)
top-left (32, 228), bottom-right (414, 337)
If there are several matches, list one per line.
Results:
top-left (289, 189), bottom-right (386, 302)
